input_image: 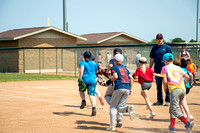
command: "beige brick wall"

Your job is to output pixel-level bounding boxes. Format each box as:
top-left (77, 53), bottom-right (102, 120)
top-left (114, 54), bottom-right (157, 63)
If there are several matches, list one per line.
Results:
top-left (18, 37), bottom-right (77, 47)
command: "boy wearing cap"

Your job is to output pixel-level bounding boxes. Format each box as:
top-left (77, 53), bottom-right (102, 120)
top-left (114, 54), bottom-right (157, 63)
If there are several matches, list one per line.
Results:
top-left (149, 33), bottom-right (172, 106)
top-left (161, 53), bottom-right (194, 133)
top-left (106, 54), bottom-right (134, 131)
top-left (104, 48), bottom-right (124, 127)
top-left (79, 51), bottom-right (98, 116)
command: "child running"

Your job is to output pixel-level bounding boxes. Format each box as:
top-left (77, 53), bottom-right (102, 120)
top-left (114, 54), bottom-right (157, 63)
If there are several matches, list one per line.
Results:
top-left (106, 54), bottom-right (135, 131)
top-left (173, 58), bottom-right (194, 121)
top-left (79, 51), bottom-right (98, 116)
top-left (161, 53), bottom-right (194, 133)
top-left (132, 57), bottom-right (162, 118)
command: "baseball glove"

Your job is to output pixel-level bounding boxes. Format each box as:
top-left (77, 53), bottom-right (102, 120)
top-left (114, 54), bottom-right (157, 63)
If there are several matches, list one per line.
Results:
top-left (78, 78), bottom-right (86, 92)
top-left (102, 69), bottom-right (111, 79)
top-left (97, 76), bottom-right (107, 87)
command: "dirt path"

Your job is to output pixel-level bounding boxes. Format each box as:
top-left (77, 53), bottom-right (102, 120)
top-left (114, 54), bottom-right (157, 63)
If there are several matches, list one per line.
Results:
top-left (0, 80), bottom-right (199, 133)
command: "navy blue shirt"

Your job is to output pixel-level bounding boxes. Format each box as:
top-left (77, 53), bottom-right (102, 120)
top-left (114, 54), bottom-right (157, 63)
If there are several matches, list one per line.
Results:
top-left (111, 65), bottom-right (130, 90)
top-left (150, 43), bottom-right (172, 73)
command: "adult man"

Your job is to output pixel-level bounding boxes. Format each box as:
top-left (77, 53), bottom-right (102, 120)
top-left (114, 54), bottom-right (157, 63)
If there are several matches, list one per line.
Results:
top-left (149, 33), bottom-right (172, 106)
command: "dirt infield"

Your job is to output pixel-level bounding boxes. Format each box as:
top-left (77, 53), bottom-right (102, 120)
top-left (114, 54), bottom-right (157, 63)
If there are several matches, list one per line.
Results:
top-left (0, 80), bottom-right (200, 133)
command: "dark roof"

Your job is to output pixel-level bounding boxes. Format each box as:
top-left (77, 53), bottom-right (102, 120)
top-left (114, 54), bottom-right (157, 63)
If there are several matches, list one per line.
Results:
top-left (78, 32), bottom-right (147, 44)
top-left (0, 27), bottom-right (87, 41)
top-left (0, 27), bottom-right (47, 38)
top-left (79, 32), bottom-right (121, 43)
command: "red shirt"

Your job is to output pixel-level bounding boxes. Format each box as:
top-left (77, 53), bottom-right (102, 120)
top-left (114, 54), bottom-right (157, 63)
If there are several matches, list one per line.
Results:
top-left (134, 67), bottom-right (154, 84)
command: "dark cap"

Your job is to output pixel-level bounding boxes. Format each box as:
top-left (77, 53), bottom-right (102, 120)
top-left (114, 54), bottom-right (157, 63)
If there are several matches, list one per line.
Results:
top-left (91, 55), bottom-right (95, 61)
top-left (113, 48), bottom-right (122, 54)
top-left (83, 51), bottom-right (91, 59)
top-left (156, 33), bottom-right (163, 39)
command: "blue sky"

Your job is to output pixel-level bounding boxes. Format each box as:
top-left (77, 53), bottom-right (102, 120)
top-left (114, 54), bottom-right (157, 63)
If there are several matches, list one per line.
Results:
top-left (0, 0), bottom-right (199, 42)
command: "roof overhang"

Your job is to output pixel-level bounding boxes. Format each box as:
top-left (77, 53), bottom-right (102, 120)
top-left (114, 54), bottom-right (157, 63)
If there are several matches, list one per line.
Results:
top-left (7, 27), bottom-right (87, 41)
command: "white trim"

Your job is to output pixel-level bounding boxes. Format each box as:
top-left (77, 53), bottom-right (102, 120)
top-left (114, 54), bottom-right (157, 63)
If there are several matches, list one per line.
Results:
top-left (14, 27), bottom-right (87, 41)
top-left (97, 32), bottom-right (148, 44)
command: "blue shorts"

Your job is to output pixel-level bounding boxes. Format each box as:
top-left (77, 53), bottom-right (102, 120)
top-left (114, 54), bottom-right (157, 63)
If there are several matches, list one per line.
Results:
top-left (79, 83), bottom-right (96, 96)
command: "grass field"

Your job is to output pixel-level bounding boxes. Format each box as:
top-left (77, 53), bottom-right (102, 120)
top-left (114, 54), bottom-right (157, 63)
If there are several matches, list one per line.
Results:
top-left (0, 73), bottom-right (78, 82)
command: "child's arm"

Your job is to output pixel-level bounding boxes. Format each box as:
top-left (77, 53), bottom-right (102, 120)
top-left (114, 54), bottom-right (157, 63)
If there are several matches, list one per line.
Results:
top-left (106, 64), bottom-right (113, 74)
top-left (162, 74), bottom-right (168, 93)
top-left (129, 74), bottom-right (134, 95)
top-left (194, 64), bottom-right (197, 74)
top-left (183, 73), bottom-right (190, 85)
top-left (79, 66), bottom-right (84, 78)
top-left (153, 73), bottom-right (164, 77)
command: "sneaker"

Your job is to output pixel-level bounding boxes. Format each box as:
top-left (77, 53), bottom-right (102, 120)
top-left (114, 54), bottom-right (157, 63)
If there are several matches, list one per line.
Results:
top-left (106, 125), bottom-right (115, 131)
top-left (185, 121), bottom-right (194, 133)
top-left (80, 101), bottom-right (86, 109)
top-left (164, 102), bottom-right (170, 106)
top-left (149, 112), bottom-right (155, 119)
top-left (168, 126), bottom-right (175, 133)
top-left (98, 97), bottom-right (104, 106)
top-left (91, 107), bottom-right (96, 116)
top-left (187, 115), bottom-right (194, 121)
top-left (128, 105), bottom-right (135, 120)
top-left (153, 101), bottom-right (163, 106)
top-left (116, 119), bottom-right (122, 127)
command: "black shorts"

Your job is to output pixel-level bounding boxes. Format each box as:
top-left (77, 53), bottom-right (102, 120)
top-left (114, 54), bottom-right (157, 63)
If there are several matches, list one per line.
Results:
top-left (141, 82), bottom-right (152, 90)
top-left (186, 87), bottom-right (191, 94)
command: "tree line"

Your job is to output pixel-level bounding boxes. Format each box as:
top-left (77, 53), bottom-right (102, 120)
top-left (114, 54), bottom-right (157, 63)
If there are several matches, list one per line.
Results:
top-left (148, 38), bottom-right (199, 43)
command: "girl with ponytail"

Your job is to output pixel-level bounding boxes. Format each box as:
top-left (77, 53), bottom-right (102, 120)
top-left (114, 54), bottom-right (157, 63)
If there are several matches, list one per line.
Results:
top-left (133, 57), bottom-right (162, 119)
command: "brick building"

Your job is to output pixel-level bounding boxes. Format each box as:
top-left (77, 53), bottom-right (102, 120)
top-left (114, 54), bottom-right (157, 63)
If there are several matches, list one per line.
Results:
top-left (0, 26), bottom-right (86, 73)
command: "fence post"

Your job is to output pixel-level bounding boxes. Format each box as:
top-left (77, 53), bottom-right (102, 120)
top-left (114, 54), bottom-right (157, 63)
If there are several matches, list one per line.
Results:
top-left (43, 49), bottom-right (44, 70)
top-left (75, 48), bottom-right (77, 77)
top-left (56, 48), bottom-right (58, 75)
top-left (39, 49), bottom-right (41, 74)
top-left (23, 48), bottom-right (25, 73)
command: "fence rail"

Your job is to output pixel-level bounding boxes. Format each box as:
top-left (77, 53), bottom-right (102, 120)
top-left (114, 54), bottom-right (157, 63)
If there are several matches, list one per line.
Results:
top-left (0, 43), bottom-right (199, 76)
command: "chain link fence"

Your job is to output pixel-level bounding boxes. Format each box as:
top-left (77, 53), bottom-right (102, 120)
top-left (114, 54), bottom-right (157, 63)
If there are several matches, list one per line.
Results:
top-left (0, 43), bottom-right (199, 76)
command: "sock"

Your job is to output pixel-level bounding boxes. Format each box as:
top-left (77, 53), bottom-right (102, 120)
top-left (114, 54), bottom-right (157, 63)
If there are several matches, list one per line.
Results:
top-left (179, 116), bottom-right (188, 124)
top-left (170, 118), bottom-right (176, 128)
top-left (82, 100), bottom-right (86, 103)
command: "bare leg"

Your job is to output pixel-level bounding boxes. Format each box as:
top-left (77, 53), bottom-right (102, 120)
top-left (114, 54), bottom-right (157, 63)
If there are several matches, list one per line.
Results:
top-left (141, 90), bottom-right (153, 112)
top-left (89, 95), bottom-right (96, 107)
top-left (79, 91), bottom-right (85, 100)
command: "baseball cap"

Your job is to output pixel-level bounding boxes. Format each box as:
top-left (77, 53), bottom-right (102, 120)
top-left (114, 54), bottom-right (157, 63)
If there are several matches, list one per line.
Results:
top-left (139, 57), bottom-right (147, 63)
top-left (114, 54), bottom-right (124, 62)
top-left (91, 55), bottom-right (95, 60)
top-left (156, 33), bottom-right (163, 39)
top-left (113, 48), bottom-right (122, 54)
top-left (83, 51), bottom-right (91, 59)
top-left (162, 53), bottom-right (174, 61)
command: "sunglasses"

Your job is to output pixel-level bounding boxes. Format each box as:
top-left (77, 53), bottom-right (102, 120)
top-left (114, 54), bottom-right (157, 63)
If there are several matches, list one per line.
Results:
top-left (157, 38), bottom-right (163, 40)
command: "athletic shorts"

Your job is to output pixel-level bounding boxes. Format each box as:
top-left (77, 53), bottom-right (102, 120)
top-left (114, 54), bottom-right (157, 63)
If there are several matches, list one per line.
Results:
top-left (79, 83), bottom-right (96, 96)
top-left (186, 87), bottom-right (190, 94)
top-left (141, 82), bottom-right (152, 90)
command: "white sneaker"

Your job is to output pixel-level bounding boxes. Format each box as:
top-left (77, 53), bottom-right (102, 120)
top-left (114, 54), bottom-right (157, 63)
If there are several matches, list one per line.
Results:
top-left (128, 105), bottom-right (135, 120)
top-left (146, 102), bottom-right (152, 110)
top-left (106, 125), bottom-right (115, 131)
top-left (187, 115), bottom-right (194, 121)
top-left (149, 112), bottom-right (155, 119)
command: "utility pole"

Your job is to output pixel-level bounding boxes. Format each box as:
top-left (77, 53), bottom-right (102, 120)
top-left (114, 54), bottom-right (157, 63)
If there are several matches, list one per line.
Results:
top-left (63, 0), bottom-right (68, 31)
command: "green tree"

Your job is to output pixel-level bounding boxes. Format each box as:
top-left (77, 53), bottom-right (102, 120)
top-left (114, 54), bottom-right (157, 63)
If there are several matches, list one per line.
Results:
top-left (171, 38), bottom-right (185, 43)
top-left (189, 39), bottom-right (196, 42)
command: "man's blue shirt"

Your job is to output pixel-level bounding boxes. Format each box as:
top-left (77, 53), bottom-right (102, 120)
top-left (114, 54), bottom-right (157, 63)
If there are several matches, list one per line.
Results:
top-left (150, 43), bottom-right (172, 73)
